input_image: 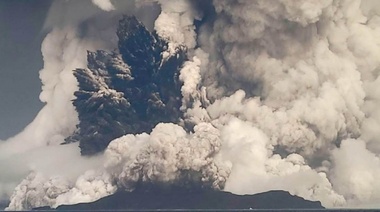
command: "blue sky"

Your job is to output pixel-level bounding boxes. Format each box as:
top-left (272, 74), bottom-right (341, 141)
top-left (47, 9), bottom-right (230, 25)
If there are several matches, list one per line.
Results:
top-left (0, 0), bottom-right (51, 139)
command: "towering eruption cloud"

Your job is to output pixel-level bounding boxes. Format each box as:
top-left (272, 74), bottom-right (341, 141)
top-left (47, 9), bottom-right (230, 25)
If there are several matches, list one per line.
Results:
top-left (1, 0), bottom-right (380, 210)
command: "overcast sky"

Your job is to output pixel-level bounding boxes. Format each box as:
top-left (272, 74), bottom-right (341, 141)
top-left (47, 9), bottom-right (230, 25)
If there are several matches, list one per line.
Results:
top-left (0, 0), bottom-right (52, 139)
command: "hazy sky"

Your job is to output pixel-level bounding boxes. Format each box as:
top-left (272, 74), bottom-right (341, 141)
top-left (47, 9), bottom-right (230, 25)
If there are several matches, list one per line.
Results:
top-left (0, 0), bottom-right (51, 139)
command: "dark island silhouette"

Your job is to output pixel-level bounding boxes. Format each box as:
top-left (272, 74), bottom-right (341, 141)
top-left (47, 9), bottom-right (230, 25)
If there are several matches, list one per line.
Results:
top-left (34, 184), bottom-right (323, 210)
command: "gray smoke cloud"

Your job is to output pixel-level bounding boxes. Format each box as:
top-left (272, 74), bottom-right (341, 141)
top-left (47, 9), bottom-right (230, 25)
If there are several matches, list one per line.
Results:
top-left (2, 0), bottom-right (380, 210)
top-left (104, 122), bottom-right (228, 190)
top-left (199, 0), bottom-right (380, 207)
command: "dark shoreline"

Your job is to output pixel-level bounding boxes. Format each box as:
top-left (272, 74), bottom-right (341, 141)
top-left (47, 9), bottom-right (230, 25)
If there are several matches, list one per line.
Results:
top-left (33, 186), bottom-right (323, 211)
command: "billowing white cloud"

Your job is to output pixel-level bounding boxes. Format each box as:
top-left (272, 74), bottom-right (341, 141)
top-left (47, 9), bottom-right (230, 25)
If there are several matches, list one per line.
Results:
top-left (330, 139), bottom-right (380, 206)
top-left (200, 0), bottom-right (380, 206)
top-left (105, 122), bottom-right (229, 190)
top-left (92, 0), bottom-right (115, 11)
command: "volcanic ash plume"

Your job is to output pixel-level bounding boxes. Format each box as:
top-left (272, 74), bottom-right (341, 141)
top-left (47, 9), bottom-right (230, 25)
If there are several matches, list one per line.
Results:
top-left (104, 122), bottom-right (228, 190)
top-left (3, 0), bottom-right (380, 210)
top-left (200, 0), bottom-right (380, 207)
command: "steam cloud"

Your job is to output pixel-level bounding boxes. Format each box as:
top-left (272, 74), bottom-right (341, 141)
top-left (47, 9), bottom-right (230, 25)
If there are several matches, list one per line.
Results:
top-left (92, 0), bottom-right (115, 11)
top-left (2, 0), bottom-right (380, 210)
